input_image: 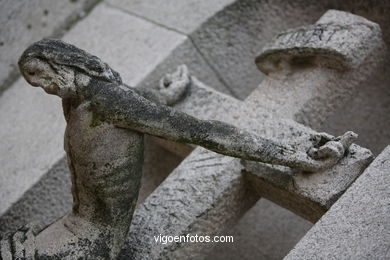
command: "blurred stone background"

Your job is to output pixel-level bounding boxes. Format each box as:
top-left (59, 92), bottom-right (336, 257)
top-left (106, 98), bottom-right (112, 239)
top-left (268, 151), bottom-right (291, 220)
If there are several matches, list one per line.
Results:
top-left (1, 0), bottom-right (389, 259)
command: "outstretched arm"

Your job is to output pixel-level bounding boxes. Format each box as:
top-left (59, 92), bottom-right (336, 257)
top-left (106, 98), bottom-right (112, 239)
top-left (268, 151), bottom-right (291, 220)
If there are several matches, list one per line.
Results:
top-left (85, 78), bottom-right (355, 172)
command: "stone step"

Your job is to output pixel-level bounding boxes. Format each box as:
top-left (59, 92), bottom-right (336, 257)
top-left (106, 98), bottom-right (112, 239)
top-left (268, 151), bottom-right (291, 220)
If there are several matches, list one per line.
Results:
top-left (285, 145), bottom-right (390, 260)
top-left (1, 1), bottom-right (389, 259)
top-left (0, 0), bottom-right (99, 92)
top-left (119, 77), bottom-right (373, 259)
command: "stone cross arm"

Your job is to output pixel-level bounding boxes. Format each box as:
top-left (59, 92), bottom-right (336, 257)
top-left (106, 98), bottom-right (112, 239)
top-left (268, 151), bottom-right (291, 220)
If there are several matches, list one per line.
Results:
top-left (123, 10), bottom-right (383, 259)
top-left (1, 8), bottom-right (384, 260)
top-left (84, 73), bottom-right (354, 173)
top-left (7, 26), bottom-right (357, 258)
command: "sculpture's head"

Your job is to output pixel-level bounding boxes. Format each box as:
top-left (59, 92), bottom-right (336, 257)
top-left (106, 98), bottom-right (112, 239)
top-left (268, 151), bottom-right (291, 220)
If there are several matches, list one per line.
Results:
top-left (18, 38), bottom-right (122, 98)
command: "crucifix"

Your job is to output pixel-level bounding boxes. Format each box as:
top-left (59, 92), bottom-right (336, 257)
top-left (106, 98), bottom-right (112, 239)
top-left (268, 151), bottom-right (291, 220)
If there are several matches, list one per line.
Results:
top-left (121, 10), bottom-right (383, 259)
top-left (1, 9), bottom-right (384, 260)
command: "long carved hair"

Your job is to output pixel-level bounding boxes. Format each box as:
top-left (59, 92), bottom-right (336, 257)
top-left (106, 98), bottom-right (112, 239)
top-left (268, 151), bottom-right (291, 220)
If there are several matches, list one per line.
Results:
top-left (19, 38), bottom-right (122, 85)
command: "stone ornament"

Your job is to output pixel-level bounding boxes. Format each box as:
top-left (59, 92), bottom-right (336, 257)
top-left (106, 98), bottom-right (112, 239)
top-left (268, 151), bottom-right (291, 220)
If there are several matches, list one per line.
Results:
top-left (1, 39), bottom-right (355, 259)
top-left (256, 10), bottom-right (384, 74)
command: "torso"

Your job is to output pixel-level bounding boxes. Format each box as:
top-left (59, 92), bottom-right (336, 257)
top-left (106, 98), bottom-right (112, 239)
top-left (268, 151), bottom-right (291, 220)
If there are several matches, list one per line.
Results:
top-left (64, 100), bottom-right (144, 226)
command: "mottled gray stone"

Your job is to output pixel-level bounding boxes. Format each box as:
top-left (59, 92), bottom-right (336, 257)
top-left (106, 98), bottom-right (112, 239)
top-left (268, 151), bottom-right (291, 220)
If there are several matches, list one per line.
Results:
top-left (246, 10), bottom-right (386, 130)
top-left (0, 0), bottom-right (98, 92)
top-left (285, 146), bottom-right (390, 260)
top-left (189, 0), bottom-right (325, 99)
top-left (207, 199), bottom-right (312, 260)
top-left (9, 32), bottom-right (361, 258)
top-left (1, 1), bottom-right (390, 260)
top-left (121, 147), bottom-right (257, 260)
top-left (137, 38), bottom-right (232, 96)
top-left (106, 0), bottom-right (236, 34)
top-left (63, 3), bottom-right (186, 87)
top-left (224, 0), bottom-right (390, 158)
top-left (244, 143), bottom-right (373, 222)
top-left (161, 76), bottom-right (373, 221)
top-left (0, 158), bottom-right (71, 235)
top-left (0, 1), bottom-right (186, 218)
top-left (120, 75), bottom-right (372, 258)
top-left (0, 78), bottom-right (65, 216)
top-left (3, 36), bottom-right (193, 258)
top-left (0, 137), bottom-right (182, 235)
top-left (13, 34), bottom-right (357, 258)
top-left (320, 51), bottom-right (390, 155)
top-left (256, 10), bottom-right (383, 72)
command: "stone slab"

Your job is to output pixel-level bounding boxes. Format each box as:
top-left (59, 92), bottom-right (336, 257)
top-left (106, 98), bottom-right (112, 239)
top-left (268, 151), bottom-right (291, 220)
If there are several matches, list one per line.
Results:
top-left (207, 199), bottom-right (312, 260)
top-left (174, 78), bottom-right (374, 222)
top-left (188, 0), bottom-right (390, 160)
top-left (0, 0), bottom-right (98, 92)
top-left (119, 77), bottom-right (373, 258)
top-left (0, 78), bottom-right (65, 216)
top-left (120, 147), bottom-right (258, 259)
top-left (189, 0), bottom-right (326, 99)
top-left (243, 143), bottom-right (373, 222)
top-left (0, 158), bottom-right (71, 235)
top-left (1, 2), bottom-right (389, 260)
top-left (285, 146), bottom-right (390, 260)
top-left (106, 0), bottom-right (236, 34)
top-left (63, 3), bottom-right (186, 87)
top-left (0, 137), bottom-right (182, 235)
top-left (256, 10), bottom-right (383, 72)
top-left (137, 38), bottom-right (232, 96)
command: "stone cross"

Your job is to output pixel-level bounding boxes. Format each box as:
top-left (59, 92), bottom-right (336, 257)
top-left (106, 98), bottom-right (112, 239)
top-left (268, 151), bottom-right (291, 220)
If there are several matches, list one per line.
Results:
top-left (0, 9), bottom-right (385, 260)
top-left (120, 10), bottom-right (385, 259)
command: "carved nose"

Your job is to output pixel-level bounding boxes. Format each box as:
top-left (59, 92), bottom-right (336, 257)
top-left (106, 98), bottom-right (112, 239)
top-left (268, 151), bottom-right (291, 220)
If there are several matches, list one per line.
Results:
top-left (26, 68), bottom-right (36, 76)
top-left (21, 59), bottom-right (41, 77)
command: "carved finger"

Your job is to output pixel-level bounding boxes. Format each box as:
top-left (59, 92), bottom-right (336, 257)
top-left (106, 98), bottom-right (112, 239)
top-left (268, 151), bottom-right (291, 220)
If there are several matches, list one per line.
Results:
top-left (170, 65), bottom-right (190, 88)
top-left (310, 132), bottom-right (334, 147)
top-left (316, 141), bottom-right (344, 159)
top-left (337, 131), bottom-right (358, 149)
top-left (177, 64), bottom-right (189, 78)
top-left (307, 147), bottom-right (319, 159)
top-left (160, 74), bottom-right (173, 90)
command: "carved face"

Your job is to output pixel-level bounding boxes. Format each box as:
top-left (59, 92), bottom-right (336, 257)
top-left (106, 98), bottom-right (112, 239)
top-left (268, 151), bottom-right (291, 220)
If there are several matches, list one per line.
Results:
top-left (18, 38), bottom-right (122, 99)
top-left (20, 56), bottom-right (78, 98)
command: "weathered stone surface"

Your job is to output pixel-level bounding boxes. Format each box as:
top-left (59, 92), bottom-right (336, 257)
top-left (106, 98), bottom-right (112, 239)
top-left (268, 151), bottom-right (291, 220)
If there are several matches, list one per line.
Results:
top-left (244, 143), bottom-right (373, 222)
top-left (0, 0), bottom-right (229, 241)
top-left (137, 38), bottom-right (232, 96)
top-left (256, 10), bottom-right (383, 73)
top-left (189, 0), bottom-right (390, 152)
top-left (235, 10), bottom-right (383, 223)
top-left (320, 51), bottom-right (390, 155)
top-left (189, 0), bottom-right (326, 99)
top-left (63, 3), bottom-right (186, 87)
top-left (120, 76), bottom-right (372, 258)
top-left (0, 0), bottom-right (98, 92)
top-left (0, 78), bottom-right (65, 216)
top-left (247, 9), bottom-right (386, 130)
top-left (4, 34), bottom-right (193, 257)
top-left (180, 79), bottom-right (373, 222)
top-left (120, 147), bottom-right (258, 260)
top-left (0, 1), bottom-right (186, 218)
top-left (285, 146), bottom-right (390, 260)
top-left (1, 1), bottom-right (389, 260)
top-left (207, 199), bottom-right (312, 260)
top-left (0, 137), bottom-right (182, 235)
top-left (15, 36), bottom-right (343, 258)
top-left (106, 0), bottom-right (236, 34)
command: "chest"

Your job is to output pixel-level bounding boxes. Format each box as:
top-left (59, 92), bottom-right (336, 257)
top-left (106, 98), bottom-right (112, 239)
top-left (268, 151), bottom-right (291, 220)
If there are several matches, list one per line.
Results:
top-left (64, 102), bottom-right (143, 165)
